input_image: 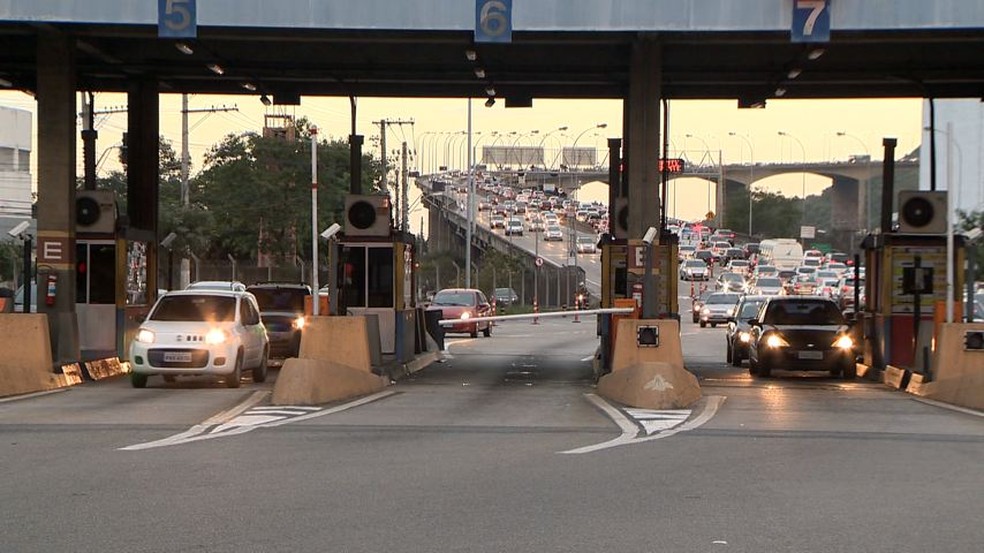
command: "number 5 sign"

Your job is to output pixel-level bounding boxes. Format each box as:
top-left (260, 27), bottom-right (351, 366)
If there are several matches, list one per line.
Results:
top-left (475, 0), bottom-right (512, 43)
top-left (791, 0), bottom-right (830, 43)
top-left (159, 0), bottom-right (197, 39)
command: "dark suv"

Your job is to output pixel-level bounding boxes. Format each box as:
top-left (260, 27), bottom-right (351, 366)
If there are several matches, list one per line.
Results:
top-left (246, 283), bottom-right (311, 359)
top-left (747, 297), bottom-right (857, 379)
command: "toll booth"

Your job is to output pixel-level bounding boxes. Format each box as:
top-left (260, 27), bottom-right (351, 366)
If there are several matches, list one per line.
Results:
top-left (601, 233), bottom-right (679, 317)
top-left (862, 232), bottom-right (964, 373)
top-left (337, 236), bottom-right (416, 355)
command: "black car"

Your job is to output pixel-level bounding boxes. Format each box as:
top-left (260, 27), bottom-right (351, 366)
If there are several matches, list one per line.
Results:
top-left (246, 283), bottom-right (311, 359)
top-left (747, 297), bottom-right (857, 379)
top-left (725, 295), bottom-right (768, 367)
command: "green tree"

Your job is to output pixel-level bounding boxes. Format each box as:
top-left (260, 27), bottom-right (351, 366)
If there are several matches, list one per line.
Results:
top-left (195, 119), bottom-right (381, 261)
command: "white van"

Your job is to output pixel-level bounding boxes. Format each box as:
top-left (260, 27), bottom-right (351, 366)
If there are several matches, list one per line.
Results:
top-left (759, 239), bottom-right (804, 270)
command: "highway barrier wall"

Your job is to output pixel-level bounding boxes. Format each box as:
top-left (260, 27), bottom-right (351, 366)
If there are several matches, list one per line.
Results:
top-left (910, 323), bottom-right (984, 411)
top-left (298, 316), bottom-right (373, 373)
top-left (599, 318), bottom-right (701, 409)
top-left (0, 314), bottom-right (71, 397)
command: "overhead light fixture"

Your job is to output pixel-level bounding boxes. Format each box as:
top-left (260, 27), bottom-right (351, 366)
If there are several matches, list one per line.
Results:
top-left (175, 42), bottom-right (194, 55)
top-left (260, 94), bottom-right (272, 106)
top-left (206, 63), bottom-right (225, 75)
top-left (485, 97), bottom-right (495, 108)
top-left (787, 68), bottom-right (802, 79)
top-left (0, 77), bottom-right (11, 88)
top-left (465, 49), bottom-right (477, 61)
top-left (808, 48), bottom-right (825, 60)
top-left (738, 97), bottom-right (767, 109)
top-left (485, 85), bottom-right (496, 96)
top-left (474, 67), bottom-right (486, 79)
top-left (241, 82), bottom-right (257, 92)
top-left (775, 87), bottom-right (787, 97)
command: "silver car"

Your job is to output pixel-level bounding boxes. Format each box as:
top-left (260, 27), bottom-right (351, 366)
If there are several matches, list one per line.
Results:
top-left (699, 292), bottom-right (741, 328)
top-left (680, 259), bottom-right (709, 281)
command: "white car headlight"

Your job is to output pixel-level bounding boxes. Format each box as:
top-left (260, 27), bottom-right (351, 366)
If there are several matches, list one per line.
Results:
top-left (701, 307), bottom-right (711, 315)
top-left (205, 328), bottom-right (229, 345)
top-left (726, 308), bottom-right (735, 316)
top-left (766, 334), bottom-right (789, 348)
top-left (460, 312), bottom-right (471, 320)
top-left (136, 329), bottom-right (155, 344)
top-left (293, 316), bottom-right (306, 330)
top-left (833, 335), bottom-right (854, 350)
top-left (739, 332), bottom-right (751, 343)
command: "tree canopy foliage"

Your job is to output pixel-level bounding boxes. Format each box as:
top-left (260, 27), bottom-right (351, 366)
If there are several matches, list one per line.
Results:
top-left (88, 119), bottom-right (382, 262)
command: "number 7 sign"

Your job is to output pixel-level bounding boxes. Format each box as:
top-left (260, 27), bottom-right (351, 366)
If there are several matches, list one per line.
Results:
top-left (791, 0), bottom-right (830, 43)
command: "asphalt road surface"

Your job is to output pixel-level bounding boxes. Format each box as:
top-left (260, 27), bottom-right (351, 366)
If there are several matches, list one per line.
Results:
top-left (1, 290), bottom-right (982, 552)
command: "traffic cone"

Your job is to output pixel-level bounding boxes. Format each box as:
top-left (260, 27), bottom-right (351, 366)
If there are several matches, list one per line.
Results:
top-left (532, 300), bottom-right (540, 325)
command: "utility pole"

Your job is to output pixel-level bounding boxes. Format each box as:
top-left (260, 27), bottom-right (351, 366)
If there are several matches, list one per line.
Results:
top-left (80, 92), bottom-right (97, 191)
top-left (373, 118), bottom-right (414, 225)
top-left (401, 141), bottom-right (409, 233)
top-left (179, 95), bottom-right (239, 288)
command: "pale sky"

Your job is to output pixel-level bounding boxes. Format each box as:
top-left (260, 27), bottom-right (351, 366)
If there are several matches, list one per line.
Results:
top-left (1, 91), bottom-right (922, 223)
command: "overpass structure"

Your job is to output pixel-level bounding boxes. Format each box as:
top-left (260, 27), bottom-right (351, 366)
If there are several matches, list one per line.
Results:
top-left (0, 0), bottom-right (982, 365)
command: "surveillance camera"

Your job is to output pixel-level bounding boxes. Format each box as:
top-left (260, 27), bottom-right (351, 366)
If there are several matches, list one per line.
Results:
top-left (320, 223), bottom-right (341, 240)
top-left (642, 226), bottom-right (658, 246)
top-left (7, 220), bottom-right (29, 238)
top-left (160, 232), bottom-right (177, 249)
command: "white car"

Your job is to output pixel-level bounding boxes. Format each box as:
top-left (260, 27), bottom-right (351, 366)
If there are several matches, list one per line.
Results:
top-left (575, 235), bottom-right (597, 253)
top-left (543, 225), bottom-right (564, 241)
top-left (129, 290), bottom-right (269, 388)
top-left (679, 259), bottom-right (709, 281)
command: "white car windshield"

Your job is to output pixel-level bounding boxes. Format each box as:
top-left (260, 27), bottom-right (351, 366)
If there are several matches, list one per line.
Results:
top-left (151, 295), bottom-right (237, 322)
top-left (432, 292), bottom-right (476, 306)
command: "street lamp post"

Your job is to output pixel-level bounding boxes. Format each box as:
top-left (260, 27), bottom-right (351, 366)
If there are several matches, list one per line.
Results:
top-left (568, 124), bottom-right (607, 272)
top-left (537, 126), bottom-right (568, 170)
top-left (729, 132), bottom-right (755, 236)
top-left (835, 131), bottom-right (872, 232)
top-left (778, 131), bottom-right (807, 228)
top-left (686, 133), bottom-right (714, 218)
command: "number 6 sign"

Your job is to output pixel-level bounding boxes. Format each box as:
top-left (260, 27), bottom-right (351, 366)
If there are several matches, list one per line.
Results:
top-left (475, 0), bottom-right (512, 43)
top-left (159, 0), bottom-right (197, 39)
top-left (791, 0), bottom-right (830, 43)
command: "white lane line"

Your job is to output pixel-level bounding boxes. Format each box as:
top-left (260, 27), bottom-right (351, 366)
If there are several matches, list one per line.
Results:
top-left (560, 395), bottom-right (726, 454)
top-left (202, 391), bottom-right (270, 426)
top-left (250, 405), bottom-right (321, 412)
top-left (910, 396), bottom-right (984, 418)
top-left (624, 408), bottom-right (690, 420)
top-left (559, 394), bottom-right (637, 454)
top-left (120, 390), bottom-right (396, 451)
top-left (631, 396), bottom-right (726, 444)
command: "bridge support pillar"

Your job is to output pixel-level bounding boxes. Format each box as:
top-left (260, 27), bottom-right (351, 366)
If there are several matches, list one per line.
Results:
top-left (624, 39), bottom-right (662, 239)
top-left (36, 30), bottom-right (80, 367)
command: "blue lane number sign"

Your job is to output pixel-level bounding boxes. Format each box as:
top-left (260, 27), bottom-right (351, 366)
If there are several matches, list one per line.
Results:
top-left (475, 0), bottom-right (512, 43)
top-left (159, 0), bottom-right (197, 39)
top-left (791, 0), bottom-right (830, 43)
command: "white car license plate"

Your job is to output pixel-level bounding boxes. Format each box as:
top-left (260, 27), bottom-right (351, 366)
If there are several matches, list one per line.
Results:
top-left (797, 351), bottom-right (823, 360)
top-left (163, 351), bottom-right (193, 363)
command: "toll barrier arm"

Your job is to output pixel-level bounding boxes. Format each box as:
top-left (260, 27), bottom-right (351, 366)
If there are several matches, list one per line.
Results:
top-left (439, 308), bottom-right (635, 326)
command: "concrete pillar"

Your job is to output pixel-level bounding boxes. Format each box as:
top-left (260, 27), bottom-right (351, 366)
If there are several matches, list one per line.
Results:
top-left (624, 39), bottom-right (662, 239)
top-left (127, 79), bottom-right (160, 299)
top-left (36, 31), bottom-right (80, 366)
top-left (830, 175), bottom-right (860, 231)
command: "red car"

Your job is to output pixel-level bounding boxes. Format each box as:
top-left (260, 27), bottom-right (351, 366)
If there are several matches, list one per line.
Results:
top-left (427, 288), bottom-right (493, 338)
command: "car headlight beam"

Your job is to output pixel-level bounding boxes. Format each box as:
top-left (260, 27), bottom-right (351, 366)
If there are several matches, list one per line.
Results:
top-left (833, 335), bottom-right (854, 350)
top-left (460, 312), bottom-right (471, 320)
top-left (766, 334), bottom-right (789, 348)
top-left (739, 332), bottom-right (751, 343)
top-left (205, 328), bottom-right (228, 345)
top-left (136, 329), bottom-right (155, 344)
top-left (293, 316), bottom-right (306, 330)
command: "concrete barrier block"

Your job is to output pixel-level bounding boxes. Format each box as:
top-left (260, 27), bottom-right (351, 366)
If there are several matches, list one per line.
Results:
top-left (915, 323), bottom-right (984, 411)
top-left (611, 319), bottom-right (684, 373)
top-left (84, 357), bottom-right (130, 380)
top-left (598, 361), bottom-right (702, 410)
top-left (0, 314), bottom-right (64, 398)
top-left (883, 365), bottom-right (909, 390)
top-left (272, 357), bottom-right (387, 406)
top-left (299, 316), bottom-right (373, 373)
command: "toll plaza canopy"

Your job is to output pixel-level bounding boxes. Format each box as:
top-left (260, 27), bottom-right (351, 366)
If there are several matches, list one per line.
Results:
top-left (1, 0), bottom-right (983, 101)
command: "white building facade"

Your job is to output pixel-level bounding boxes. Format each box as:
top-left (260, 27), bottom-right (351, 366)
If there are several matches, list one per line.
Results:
top-left (0, 105), bottom-right (33, 233)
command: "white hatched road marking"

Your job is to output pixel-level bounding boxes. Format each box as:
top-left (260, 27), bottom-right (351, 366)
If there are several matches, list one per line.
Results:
top-left (120, 391), bottom-right (396, 451)
top-left (561, 394), bottom-right (725, 454)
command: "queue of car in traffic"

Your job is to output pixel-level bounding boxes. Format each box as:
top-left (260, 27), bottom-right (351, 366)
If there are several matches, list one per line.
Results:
top-left (679, 227), bottom-right (867, 380)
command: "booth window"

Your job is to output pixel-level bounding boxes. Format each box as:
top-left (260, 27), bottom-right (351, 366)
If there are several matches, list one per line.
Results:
top-left (341, 246), bottom-right (366, 308)
top-left (367, 247), bottom-right (394, 307)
